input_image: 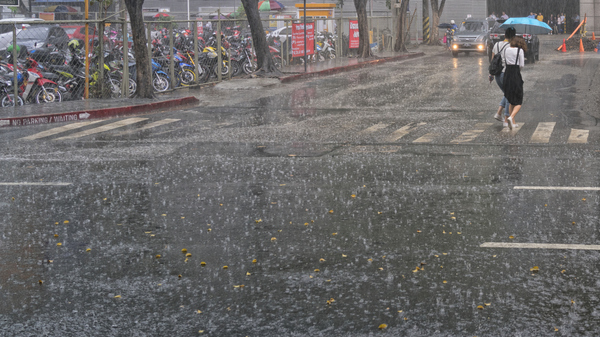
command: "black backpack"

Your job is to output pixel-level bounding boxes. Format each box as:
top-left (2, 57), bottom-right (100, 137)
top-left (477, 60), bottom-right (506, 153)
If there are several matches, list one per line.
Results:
top-left (488, 43), bottom-right (508, 76)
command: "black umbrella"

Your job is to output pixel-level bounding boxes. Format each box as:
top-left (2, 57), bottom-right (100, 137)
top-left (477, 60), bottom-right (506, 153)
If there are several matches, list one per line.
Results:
top-left (438, 23), bottom-right (453, 29)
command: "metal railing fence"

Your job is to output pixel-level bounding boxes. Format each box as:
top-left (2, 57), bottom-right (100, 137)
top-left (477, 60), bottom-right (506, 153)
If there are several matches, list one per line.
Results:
top-left (0, 15), bottom-right (416, 106)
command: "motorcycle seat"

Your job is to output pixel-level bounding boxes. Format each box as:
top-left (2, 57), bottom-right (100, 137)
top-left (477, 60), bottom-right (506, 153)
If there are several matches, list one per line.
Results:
top-left (47, 65), bottom-right (76, 74)
top-left (42, 72), bottom-right (60, 81)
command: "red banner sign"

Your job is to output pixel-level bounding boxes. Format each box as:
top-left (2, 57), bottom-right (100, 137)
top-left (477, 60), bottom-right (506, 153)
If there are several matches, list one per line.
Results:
top-left (349, 20), bottom-right (359, 49)
top-left (292, 22), bottom-right (315, 57)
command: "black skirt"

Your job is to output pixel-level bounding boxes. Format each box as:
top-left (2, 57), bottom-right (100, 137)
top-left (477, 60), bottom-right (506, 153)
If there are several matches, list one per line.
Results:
top-left (502, 64), bottom-right (524, 106)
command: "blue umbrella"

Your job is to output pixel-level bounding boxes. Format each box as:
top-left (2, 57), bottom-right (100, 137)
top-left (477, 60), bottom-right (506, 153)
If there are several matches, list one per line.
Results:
top-left (500, 17), bottom-right (552, 35)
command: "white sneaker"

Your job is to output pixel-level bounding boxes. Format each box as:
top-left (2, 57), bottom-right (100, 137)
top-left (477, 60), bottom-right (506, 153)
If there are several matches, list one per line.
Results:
top-left (494, 113), bottom-right (502, 122)
top-left (513, 124), bottom-right (519, 128)
top-left (503, 122), bottom-right (508, 128)
top-left (507, 117), bottom-right (514, 130)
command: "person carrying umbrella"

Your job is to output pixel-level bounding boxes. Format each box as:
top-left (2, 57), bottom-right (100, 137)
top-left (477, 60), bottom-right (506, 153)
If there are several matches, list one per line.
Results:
top-left (491, 27), bottom-right (516, 127)
top-left (503, 36), bottom-right (527, 129)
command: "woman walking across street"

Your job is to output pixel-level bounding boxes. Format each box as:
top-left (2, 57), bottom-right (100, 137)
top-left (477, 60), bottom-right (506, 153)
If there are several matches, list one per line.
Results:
top-left (491, 27), bottom-right (516, 127)
top-left (503, 36), bottom-right (527, 130)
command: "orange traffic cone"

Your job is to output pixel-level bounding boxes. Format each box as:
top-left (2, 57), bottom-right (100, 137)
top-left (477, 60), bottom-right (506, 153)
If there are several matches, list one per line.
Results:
top-left (561, 39), bottom-right (567, 52)
top-left (593, 32), bottom-right (596, 40)
top-left (580, 39), bottom-right (585, 52)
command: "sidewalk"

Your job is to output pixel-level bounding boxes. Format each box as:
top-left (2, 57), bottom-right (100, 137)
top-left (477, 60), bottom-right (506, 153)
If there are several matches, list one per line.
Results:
top-left (0, 48), bottom-right (428, 128)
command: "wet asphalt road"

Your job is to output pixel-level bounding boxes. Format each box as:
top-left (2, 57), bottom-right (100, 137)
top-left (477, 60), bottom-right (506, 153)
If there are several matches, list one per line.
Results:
top-left (1, 38), bottom-right (600, 336)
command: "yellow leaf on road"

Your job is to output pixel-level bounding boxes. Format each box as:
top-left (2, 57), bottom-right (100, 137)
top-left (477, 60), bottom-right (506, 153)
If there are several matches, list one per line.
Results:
top-left (223, 266), bottom-right (228, 269)
top-left (181, 248), bottom-right (187, 253)
top-left (252, 259), bottom-right (257, 263)
top-left (378, 324), bottom-right (387, 330)
top-left (86, 248), bottom-right (91, 252)
top-left (57, 243), bottom-right (62, 246)
top-left (114, 295), bottom-right (121, 298)
top-left (200, 261), bottom-right (206, 266)
top-left (155, 255), bottom-right (161, 258)
top-left (477, 305), bottom-right (484, 310)
top-left (530, 266), bottom-right (539, 272)
top-left (271, 237), bottom-right (277, 241)
top-left (509, 236), bottom-right (515, 239)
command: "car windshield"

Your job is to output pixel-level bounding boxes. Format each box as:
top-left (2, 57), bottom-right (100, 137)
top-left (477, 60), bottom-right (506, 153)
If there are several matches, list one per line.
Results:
top-left (17, 27), bottom-right (49, 40)
top-left (460, 21), bottom-right (485, 32)
top-left (64, 28), bottom-right (77, 35)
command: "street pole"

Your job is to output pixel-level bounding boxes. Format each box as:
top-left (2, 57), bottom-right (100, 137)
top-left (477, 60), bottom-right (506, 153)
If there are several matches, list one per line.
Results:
top-left (84, 0), bottom-right (89, 99)
top-left (304, 0), bottom-right (307, 73)
top-left (187, 0), bottom-right (190, 28)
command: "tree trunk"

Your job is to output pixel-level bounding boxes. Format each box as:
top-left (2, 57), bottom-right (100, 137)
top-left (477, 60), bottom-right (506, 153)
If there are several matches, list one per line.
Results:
top-left (393, 0), bottom-right (409, 52)
top-left (124, 0), bottom-right (154, 98)
top-left (353, 0), bottom-right (371, 58)
top-left (428, 0), bottom-right (446, 46)
top-left (240, 0), bottom-right (281, 77)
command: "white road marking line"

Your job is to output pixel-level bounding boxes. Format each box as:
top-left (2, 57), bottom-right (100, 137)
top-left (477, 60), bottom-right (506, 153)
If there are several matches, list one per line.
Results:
top-left (358, 123), bottom-right (391, 135)
top-left (54, 118), bottom-right (148, 140)
top-left (0, 182), bottom-right (71, 186)
top-left (567, 129), bottom-right (589, 144)
top-left (115, 119), bottom-right (180, 135)
top-left (501, 123), bottom-right (525, 133)
top-left (386, 122), bottom-right (426, 142)
top-left (530, 122), bottom-right (555, 143)
top-left (450, 123), bottom-right (492, 143)
top-left (514, 186), bottom-right (600, 191)
top-left (19, 120), bottom-right (103, 140)
top-left (480, 242), bottom-right (600, 250)
top-left (413, 133), bottom-right (437, 143)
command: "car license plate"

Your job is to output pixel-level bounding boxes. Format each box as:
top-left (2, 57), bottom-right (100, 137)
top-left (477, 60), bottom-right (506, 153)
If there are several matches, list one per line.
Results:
top-left (463, 43), bottom-right (471, 47)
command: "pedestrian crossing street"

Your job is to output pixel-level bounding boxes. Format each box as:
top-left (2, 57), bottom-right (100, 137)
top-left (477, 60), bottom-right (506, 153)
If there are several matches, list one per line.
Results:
top-left (17, 117), bottom-right (592, 145)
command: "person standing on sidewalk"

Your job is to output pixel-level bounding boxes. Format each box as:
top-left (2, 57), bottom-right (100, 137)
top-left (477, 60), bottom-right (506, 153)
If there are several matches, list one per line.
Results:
top-left (491, 27), bottom-right (516, 127)
top-left (503, 36), bottom-right (527, 129)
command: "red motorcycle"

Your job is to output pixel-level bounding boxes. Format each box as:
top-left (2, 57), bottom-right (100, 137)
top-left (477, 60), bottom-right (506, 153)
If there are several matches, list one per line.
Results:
top-left (7, 58), bottom-right (62, 104)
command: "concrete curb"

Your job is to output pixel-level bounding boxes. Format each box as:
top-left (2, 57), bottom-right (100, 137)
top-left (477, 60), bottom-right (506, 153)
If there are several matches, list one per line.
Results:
top-left (0, 96), bottom-right (199, 128)
top-left (280, 52), bottom-right (426, 83)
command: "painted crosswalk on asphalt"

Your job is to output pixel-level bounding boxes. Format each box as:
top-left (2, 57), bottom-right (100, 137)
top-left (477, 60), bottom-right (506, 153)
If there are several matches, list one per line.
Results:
top-left (17, 119), bottom-right (591, 145)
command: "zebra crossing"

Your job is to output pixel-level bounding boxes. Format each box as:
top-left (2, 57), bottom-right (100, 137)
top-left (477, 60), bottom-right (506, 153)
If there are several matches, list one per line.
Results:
top-left (17, 118), bottom-right (592, 145)
top-left (357, 121), bottom-right (590, 145)
top-left (20, 118), bottom-right (181, 141)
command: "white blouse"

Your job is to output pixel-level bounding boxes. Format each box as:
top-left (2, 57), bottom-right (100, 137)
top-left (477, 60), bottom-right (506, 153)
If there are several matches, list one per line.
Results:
top-left (503, 47), bottom-right (525, 68)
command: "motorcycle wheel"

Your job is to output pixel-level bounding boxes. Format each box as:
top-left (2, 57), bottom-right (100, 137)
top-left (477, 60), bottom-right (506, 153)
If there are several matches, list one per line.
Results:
top-left (108, 76), bottom-right (122, 98)
top-left (231, 61), bottom-right (242, 77)
top-left (153, 73), bottom-right (170, 92)
top-left (212, 62), bottom-right (229, 77)
top-left (273, 57), bottom-right (282, 69)
top-left (242, 60), bottom-right (256, 75)
top-left (128, 78), bottom-right (137, 98)
top-left (179, 67), bottom-right (196, 86)
top-left (35, 85), bottom-right (62, 104)
top-left (0, 93), bottom-right (23, 107)
top-left (198, 65), bottom-right (210, 83)
top-left (327, 51), bottom-right (336, 59)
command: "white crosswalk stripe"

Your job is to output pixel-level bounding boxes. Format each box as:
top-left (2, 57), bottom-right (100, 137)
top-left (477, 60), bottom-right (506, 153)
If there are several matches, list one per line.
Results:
top-left (451, 123), bottom-right (493, 143)
top-left (567, 129), bottom-right (589, 144)
top-left (502, 123), bottom-right (525, 134)
top-left (20, 120), bottom-right (103, 140)
top-left (115, 119), bottom-right (180, 136)
top-left (413, 133), bottom-right (438, 143)
top-left (54, 118), bottom-right (148, 140)
top-left (385, 122), bottom-right (426, 142)
top-left (530, 122), bottom-right (556, 144)
top-left (358, 123), bottom-right (391, 135)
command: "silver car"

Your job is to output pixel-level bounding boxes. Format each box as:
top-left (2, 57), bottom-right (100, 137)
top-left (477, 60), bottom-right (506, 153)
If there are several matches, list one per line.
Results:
top-left (0, 18), bottom-right (45, 52)
top-left (451, 18), bottom-right (496, 57)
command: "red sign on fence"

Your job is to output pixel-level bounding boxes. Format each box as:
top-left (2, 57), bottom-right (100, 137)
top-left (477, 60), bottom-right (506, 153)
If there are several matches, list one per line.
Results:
top-left (349, 20), bottom-right (359, 49)
top-left (292, 22), bottom-right (315, 57)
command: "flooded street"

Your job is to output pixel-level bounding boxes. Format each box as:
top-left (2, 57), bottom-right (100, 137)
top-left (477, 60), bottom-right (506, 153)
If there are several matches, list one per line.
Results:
top-left (1, 37), bottom-right (600, 336)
